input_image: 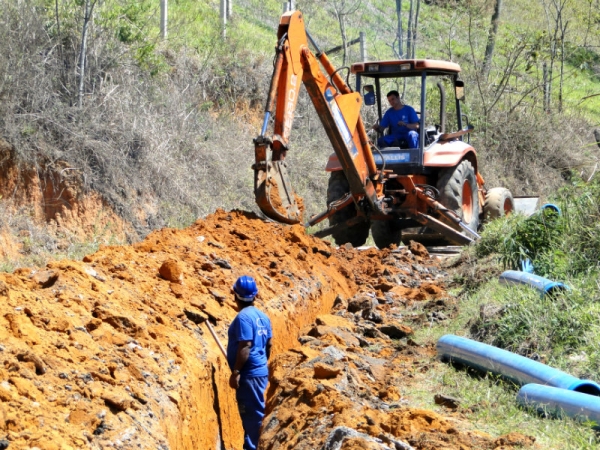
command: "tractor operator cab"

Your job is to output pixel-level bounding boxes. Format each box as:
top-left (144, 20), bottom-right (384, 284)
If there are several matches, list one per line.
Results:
top-left (351, 59), bottom-right (468, 175)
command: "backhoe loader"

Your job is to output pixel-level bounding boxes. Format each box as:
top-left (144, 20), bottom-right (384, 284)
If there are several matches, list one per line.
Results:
top-left (253, 10), bottom-right (514, 248)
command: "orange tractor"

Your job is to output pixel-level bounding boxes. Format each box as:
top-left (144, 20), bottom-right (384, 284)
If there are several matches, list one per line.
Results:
top-left (253, 10), bottom-right (514, 247)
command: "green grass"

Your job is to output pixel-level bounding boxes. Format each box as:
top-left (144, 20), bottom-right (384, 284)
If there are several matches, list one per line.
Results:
top-left (410, 283), bottom-right (600, 448)
top-left (408, 176), bottom-right (600, 448)
top-left (431, 366), bottom-right (599, 449)
top-left (388, 329), bottom-right (600, 449)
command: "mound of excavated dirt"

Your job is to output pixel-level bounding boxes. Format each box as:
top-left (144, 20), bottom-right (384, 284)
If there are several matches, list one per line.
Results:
top-left (0, 209), bottom-right (533, 449)
top-left (260, 252), bottom-right (534, 450)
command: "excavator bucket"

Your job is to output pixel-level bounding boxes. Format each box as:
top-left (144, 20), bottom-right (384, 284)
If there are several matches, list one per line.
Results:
top-left (254, 160), bottom-right (302, 225)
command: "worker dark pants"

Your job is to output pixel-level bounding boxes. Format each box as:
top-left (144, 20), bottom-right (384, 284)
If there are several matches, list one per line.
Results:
top-left (378, 130), bottom-right (419, 149)
top-left (236, 375), bottom-right (268, 450)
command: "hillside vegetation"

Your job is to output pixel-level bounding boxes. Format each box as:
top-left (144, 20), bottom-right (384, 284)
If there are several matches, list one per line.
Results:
top-left (1, 0), bottom-right (599, 250)
top-left (419, 177), bottom-right (600, 449)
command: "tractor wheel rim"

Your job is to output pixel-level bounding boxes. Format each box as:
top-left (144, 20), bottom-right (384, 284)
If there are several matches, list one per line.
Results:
top-left (503, 198), bottom-right (513, 215)
top-left (462, 181), bottom-right (473, 223)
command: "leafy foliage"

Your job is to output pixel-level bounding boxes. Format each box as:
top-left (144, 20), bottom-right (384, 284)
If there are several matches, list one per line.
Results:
top-left (464, 176), bottom-right (600, 385)
top-left (477, 177), bottom-right (600, 279)
top-left (477, 207), bottom-right (563, 274)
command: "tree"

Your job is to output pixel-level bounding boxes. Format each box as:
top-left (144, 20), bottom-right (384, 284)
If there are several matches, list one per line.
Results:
top-left (396, 0), bottom-right (420, 59)
top-left (396, 0), bottom-right (403, 58)
top-left (78, 0), bottom-right (97, 108)
top-left (406, 0), bottom-right (421, 59)
top-left (482, 0), bottom-right (503, 79)
top-left (329, 0), bottom-right (362, 66)
top-left (540, 0), bottom-right (571, 113)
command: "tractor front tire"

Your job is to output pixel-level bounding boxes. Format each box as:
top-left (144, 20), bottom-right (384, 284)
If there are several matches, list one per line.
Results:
top-left (437, 160), bottom-right (480, 232)
top-left (483, 187), bottom-right (514, 222)
top-left (371, 220), bottom-right (403, 249)
top-left (327, 171), bottom-right (370, 247)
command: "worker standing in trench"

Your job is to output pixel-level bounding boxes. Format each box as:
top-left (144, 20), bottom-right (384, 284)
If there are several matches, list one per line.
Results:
top-left (227, 275), bottom-right (273, 450)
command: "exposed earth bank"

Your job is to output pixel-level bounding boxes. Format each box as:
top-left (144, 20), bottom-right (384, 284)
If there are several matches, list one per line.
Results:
top-left (0, 209), bottom-right (535, 449)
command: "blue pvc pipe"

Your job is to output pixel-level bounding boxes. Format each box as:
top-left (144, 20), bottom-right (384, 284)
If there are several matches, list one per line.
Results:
top-left (540, 203), bottom-right (561, 215)
top-left (517, 384), bottom-right (600, 424)
top-left (437, 335), bottom-right (600, 396)
top-left (499, 270), bottom-right (568, 296)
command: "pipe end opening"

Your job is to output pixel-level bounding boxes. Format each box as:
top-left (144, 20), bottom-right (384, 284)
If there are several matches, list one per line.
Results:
top-left (573, 383), bottom-right (600, 397)
top-left (544, 285), bottom-right (568, 297)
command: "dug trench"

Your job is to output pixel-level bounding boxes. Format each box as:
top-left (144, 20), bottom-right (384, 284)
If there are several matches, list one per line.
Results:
top-left (0, 209), bottom-right (534, 449)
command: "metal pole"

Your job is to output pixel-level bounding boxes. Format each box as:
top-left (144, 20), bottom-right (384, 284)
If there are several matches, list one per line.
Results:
top-left (160, 0), bottom-right (167, 39)
top-left (227, 0), bottom-right (232, 19)
top-left (359, 31), bottom-right (367, 61)
top-left (220, 0), bottom-right (227, 39)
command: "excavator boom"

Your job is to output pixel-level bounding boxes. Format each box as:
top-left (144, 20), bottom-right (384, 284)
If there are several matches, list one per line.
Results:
top-left (253, 11), bottom-right (381, 224)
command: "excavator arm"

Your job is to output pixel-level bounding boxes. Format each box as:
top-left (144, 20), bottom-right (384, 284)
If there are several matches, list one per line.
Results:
top-left (253, 11), bottom-right (383, 225)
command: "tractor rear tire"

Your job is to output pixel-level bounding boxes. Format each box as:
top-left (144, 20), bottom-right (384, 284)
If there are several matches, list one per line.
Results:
top-left (483, 187), bottom-right (514, 222)
top-left (327, 171), bottom-right (370, 247)
top-left (437, 159), bottom-right (480, 232)
top-left (371, 220), bottom-right (403, 249)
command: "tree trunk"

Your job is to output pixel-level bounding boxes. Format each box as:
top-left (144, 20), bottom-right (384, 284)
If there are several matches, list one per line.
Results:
top-left (396, 0), bottom-right (403, 58)
top-left (482, 0), bottom-right (502, 79)
top-left (55, 0), bottom-right (66, 89)
top-left (543, 62), bottom-right (550, 113)
top-left (558, 20), bottom-right (568, 113)
top-left (340, 13), bottom-right (348, 66)
top-left (78, 0), bottom-right (96, 108)
top-left (411, 0), bottom-right (420, 58)
top-left (360, 31), bottom-right (367, 61)
top-left (220, 0), bottom-right (227, 39)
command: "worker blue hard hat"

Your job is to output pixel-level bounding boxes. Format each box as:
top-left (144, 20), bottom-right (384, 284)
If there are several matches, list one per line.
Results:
top-left (233, 275), bottom-right (258, 302)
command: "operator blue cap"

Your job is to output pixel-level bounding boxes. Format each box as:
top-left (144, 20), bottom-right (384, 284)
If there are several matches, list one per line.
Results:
top-left (233, 275), bottom-right (258, 302)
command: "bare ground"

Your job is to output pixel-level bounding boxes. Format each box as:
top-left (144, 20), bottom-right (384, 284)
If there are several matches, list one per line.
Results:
top-left (0, 205), bottom-right (537, 449)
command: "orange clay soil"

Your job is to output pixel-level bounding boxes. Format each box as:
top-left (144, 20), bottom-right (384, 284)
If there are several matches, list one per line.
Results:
top-left (0, 140), bottom-right (133, 245)
top-left (0, 209), bottom-right (535, 450)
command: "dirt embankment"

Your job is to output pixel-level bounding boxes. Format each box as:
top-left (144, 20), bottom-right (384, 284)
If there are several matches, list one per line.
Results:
top-left (0, 139), bottom-right (134, 257)
top-left (0, 209), bottom-right (534, 449)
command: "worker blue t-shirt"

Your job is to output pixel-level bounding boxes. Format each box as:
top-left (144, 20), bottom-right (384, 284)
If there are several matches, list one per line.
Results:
top-left (380, 105), bottom-right (419, 138)
top-left (227, 306), bottom-right (272, 378)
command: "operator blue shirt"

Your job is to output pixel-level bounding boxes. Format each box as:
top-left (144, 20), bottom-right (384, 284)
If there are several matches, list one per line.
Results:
top-left (380, 104), bottom-right (419, 140)
top-left (227, 306), bottom-right (272, 378)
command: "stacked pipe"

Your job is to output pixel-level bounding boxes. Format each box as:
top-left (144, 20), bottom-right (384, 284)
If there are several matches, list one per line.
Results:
top-left (437, 335), bottom-right (600, 424)
top-left (437, 203), bottom-right (600, 424)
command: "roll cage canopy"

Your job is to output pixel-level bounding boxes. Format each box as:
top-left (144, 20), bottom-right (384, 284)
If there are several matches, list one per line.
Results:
top-left (350, 59), bottom-right (462, 79)
top-left (352, 59), bottom-right (465, 150)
